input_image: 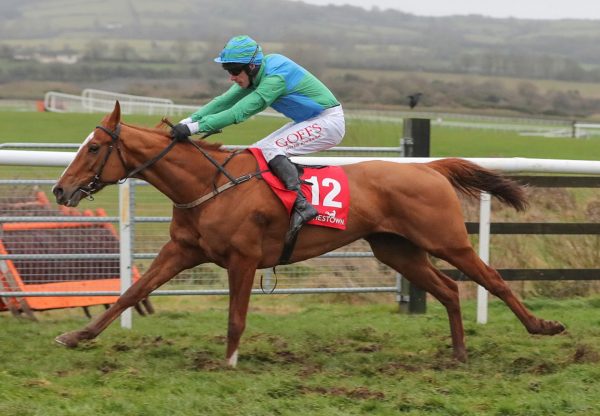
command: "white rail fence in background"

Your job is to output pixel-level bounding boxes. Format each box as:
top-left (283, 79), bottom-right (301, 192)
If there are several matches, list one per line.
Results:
top-left (42, 89), bottom-right (600, 137)
top-left (43, 89), bottom-right (283, 118)
top-left (44, 89), bottom-right (197, 116)
top-left (1, 149), bottom-right (600, 327)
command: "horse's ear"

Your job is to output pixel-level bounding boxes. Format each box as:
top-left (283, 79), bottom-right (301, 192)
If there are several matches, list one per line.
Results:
top-left (154, 117), bottom-right (172, 130)
top-left (106, 101), bottom-right (121, 129)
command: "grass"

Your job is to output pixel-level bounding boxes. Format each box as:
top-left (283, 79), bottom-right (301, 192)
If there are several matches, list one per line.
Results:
top-left (432, 129), bottom-right (600, 160)
top-left (2, 110), bottom-right (600, 159)
top-left (1, 295), bottom-right (599, 415)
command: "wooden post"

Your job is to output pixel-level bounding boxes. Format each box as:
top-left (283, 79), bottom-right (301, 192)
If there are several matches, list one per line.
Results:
top-left (399, 118), bottom-right (430, 314)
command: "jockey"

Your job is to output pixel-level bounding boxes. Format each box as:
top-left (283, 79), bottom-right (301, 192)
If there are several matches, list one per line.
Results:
top-left (172, 35), bottom-right (345, 238)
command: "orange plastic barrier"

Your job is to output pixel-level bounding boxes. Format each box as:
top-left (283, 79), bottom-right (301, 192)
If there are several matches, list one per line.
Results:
top-left (0, 190), bottom-right (141, 312)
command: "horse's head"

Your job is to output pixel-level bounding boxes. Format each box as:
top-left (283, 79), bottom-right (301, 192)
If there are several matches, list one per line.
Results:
top-left (53, 101), bottom-right (128, 207)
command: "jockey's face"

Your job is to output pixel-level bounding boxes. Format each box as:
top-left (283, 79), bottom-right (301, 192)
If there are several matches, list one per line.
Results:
top-left (229, 70), bottom-right (251, 89)
top-left (225, 64), bottom-right (255, 89)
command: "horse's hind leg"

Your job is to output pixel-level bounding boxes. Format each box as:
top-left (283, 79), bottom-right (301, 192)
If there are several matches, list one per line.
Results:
top-left (366, 233), bottom-right (467, 362)
top-left (439, 246), bottom-right (565, 336)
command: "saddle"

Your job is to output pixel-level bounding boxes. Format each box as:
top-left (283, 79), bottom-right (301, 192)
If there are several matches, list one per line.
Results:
top-left (248, 148), bottom-right (350, 263)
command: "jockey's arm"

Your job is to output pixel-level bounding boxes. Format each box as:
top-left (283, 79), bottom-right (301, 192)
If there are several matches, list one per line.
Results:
top-left (193, 76), bottom-right (287, 133)
top-left (185, 84), bottom-right (250, 124)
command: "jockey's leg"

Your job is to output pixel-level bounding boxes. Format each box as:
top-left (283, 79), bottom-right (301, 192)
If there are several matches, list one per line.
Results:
top-left (268, 154), bottom-right (318, 236)
top-left (254, 106), bottom-right (345, 242)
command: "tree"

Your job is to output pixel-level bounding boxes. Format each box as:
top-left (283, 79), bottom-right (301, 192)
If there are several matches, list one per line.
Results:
top-left (0, 44), bottom-right (13, 59)
top-left (83, 40), bottom-right (109, 61)
top-left (113, 42), bottom-right (139, 62)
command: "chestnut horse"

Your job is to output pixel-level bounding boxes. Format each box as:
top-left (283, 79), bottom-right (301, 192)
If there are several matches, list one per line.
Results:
top-left (52, 102), bottom-right (564, 366)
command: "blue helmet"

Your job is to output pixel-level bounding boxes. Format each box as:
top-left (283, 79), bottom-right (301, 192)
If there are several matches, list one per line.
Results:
top-left (214, 35), bottom-right (263, 65)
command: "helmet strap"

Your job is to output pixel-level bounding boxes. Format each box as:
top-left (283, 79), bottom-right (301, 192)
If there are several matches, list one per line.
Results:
top-left (245, 64), bottom-right (261, 87)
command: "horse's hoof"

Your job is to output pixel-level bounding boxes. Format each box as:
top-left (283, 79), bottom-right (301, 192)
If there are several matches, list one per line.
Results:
top-left (226, 350), bottom-right (239, 368)
top-left (531, 320), bottom-right (566, 336)
top-left (55, 332), bottom-right (80, 348)
top-left (453, 350), bottom-right (468, 363)
top-left (544, 320), bottom-right (566, 335)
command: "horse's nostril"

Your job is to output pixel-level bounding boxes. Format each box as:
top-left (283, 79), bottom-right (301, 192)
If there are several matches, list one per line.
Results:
top-left (53, 186), bottom-right (63, 198)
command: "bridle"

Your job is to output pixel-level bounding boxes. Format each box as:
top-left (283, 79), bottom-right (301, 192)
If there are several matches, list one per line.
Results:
top-left (79, 123), bottom-right (264, 207)
top-left (78, 124), bottom-right (125, 200)
top-left (78, 123), bottom-right (180, 200)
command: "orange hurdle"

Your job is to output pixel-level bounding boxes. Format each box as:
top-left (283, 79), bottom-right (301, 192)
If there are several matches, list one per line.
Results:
top-left (0, 189), bottom-right (143, 314)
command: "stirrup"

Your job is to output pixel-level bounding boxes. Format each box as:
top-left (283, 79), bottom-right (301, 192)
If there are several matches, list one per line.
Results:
top-left (288, 206), bottom-right (317, 239)
top-left (279, 207), bottom-right (318, 265)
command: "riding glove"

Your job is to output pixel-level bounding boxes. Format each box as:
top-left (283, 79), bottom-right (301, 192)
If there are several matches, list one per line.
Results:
top-left (171, 123), bottom-right (192, 141)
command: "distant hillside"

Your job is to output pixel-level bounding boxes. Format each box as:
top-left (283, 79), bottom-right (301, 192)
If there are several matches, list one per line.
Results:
top-left (2, 0), bottom-right (600, 117)
top-left (1, 0), bottom-right (600, 81)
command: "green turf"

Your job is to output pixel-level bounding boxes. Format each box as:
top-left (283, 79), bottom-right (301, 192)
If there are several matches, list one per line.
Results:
top-left (0, 296), bottom-right (599, 415)
top-left (1, 110), bottom-right (600, 160)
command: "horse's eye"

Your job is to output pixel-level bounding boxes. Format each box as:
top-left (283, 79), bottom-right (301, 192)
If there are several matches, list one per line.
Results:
top-left (89, 143), bottom-right (100, 154)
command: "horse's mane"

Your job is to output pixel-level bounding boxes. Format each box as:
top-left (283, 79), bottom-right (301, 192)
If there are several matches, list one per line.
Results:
top-left (121, 122), bottom-right (228, 152)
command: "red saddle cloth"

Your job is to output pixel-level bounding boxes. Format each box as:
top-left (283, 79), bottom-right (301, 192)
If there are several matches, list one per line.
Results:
top-left (248, 148), bottom-right (350, 230)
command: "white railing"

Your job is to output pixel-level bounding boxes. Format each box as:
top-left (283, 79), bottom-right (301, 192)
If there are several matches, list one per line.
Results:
top-left (4, 150), bottom-right (600, 174)
top-left (44, 91), bottom-right (198, 116)
top-left (81, 88), bottom-right (173, 106)
top-left (81, 89), bottom-right (174, 115)
top-left (43, 89), bottom-right (284, 118)
top-left (574, 123), bottom-right (600, 138)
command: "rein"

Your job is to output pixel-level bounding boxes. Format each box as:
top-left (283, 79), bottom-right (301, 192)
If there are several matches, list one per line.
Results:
top-left (173, 140), bottom-right (266, 209)
top-left (83, 123), bottom-right (264, 208)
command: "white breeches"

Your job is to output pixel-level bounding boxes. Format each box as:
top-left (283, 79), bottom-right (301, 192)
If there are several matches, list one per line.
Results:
top-left (253, 106), bottom-right (345, 162)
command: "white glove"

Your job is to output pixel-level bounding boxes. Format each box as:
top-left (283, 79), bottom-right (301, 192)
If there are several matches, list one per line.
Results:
top-left (187, 121), bottom-right (200, 134)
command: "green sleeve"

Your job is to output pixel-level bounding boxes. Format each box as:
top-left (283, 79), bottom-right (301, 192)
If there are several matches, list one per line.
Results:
top-left (195, 75), bottom-right (287, 132)
top-left (189, 84), bottom-right (250, 122)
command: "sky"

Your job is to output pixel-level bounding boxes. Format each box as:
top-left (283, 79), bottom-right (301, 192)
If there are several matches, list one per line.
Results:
top-left (290, 0), bottom-right (600, 20)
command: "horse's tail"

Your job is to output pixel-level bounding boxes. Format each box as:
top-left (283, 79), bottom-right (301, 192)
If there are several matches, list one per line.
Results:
top-left (427, 158), bottom-right (528, 211)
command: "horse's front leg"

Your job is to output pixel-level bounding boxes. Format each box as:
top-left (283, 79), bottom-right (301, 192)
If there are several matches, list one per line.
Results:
top-left (56, 240), bottom-right (206, 348)
top-left (225, 254), bottom-right (260, 367)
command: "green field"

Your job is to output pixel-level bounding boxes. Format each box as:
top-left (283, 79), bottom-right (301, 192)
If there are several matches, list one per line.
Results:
top-left (1, 110), bottom-right (600, 160)
top-left (1, 296), bottom-right (599, 415)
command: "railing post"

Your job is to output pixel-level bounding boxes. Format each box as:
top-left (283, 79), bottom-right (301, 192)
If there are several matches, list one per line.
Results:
top-left (477, 192), bottom-right (491, 324)
top-left (397, 273), bottom-right (409, 312)
top-left (398, 118), bottom-right (430, 314)
top-left (119, 179), bottom-right (133, 329)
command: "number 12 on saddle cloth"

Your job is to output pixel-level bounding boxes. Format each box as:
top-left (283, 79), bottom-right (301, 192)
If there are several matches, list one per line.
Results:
top-left (248, 148), bottom-right (349, 230)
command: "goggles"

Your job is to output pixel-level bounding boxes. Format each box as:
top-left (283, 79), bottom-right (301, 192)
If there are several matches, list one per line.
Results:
top-left (225, 65), bottom-right (246, 76)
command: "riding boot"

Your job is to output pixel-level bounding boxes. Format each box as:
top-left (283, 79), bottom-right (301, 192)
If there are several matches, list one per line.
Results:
top-left (268, 155), bottom-right (318, 237)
